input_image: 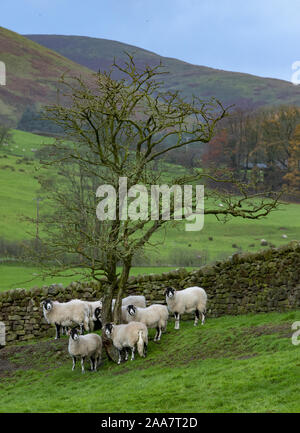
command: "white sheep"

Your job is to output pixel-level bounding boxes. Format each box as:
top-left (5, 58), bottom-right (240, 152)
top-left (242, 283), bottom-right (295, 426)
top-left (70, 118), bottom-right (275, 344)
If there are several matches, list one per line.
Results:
top-left (109, 295), bottom-right (146, 323)
top-left (68, 328), bottom-right (102, 373)
top-left (126, 304), bottom-right (168, 341)
top-left (104, 321), bottom-right (148, 364)
top-left (164, 286), bottom-right (207, 330)
top-left (111, 295), bottom-right (146, 310)
top-left (60, 299), bottom-right (103, 333)
top-left (41, 299), bottom-right (90, 339)
top-left (87, 295), bottom-right (146, 329)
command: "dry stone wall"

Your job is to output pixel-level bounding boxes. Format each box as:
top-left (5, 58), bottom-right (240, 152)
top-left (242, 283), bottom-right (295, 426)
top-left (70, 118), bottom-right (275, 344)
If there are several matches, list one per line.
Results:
top-left (0, 241), bottom-right (300, 345)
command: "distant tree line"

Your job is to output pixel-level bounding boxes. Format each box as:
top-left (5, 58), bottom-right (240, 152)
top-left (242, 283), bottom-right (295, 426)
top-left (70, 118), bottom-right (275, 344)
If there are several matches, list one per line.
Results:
top-left (200, 105), bottom-right (300, 196)
top-left (14, 103), bottom-right (300, 198)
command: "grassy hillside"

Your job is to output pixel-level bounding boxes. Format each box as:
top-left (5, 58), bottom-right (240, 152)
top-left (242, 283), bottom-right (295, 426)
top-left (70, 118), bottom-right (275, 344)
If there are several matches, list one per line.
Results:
top-left (0, 129), bottom-right (54, 240)
top-left (25, 34), bottom-right (300, 110)
top-left (0, 311), bottom-right (299, 412)
top-left (0, 27), bottom-right (94, 126)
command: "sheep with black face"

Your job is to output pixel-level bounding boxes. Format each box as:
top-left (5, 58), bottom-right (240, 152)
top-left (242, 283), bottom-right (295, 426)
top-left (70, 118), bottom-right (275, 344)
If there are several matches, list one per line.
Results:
top-left (68, 328), bottom-right (102, 373)
top-left (164, 286), bottom-right (207, 330)
top-left (104, 322), bottom-right (148, 365)
top-left (126, 304), bottom-right (168, 341)
top-left (41, 298), bottom-right (90, 339)
top-left (91, 307), bottom-right (103, 331)
top-left (59, 299), bottom-right (103, 335)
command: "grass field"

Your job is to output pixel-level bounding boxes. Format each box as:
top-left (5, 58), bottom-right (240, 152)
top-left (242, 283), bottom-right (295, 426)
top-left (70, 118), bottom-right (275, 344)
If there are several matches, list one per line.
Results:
top-left (0, 265), bottom-right (197, 292)
top-left (0, 310), bottom-right (299, 413)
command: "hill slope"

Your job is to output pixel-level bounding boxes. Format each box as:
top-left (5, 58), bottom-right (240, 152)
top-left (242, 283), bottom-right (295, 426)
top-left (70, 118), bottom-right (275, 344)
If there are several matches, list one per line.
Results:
top-left (0, 27), bottom-right (94, 126)
top-left (25, 34), bottom-right (300, 110)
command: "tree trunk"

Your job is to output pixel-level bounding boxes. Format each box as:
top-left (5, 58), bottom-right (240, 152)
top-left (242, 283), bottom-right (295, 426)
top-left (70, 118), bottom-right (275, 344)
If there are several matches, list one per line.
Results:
top-left (99, 264), bottom-right (121, 363)
top-left (103, 336), bottom-right (122, 363)
top-left (101, 260), bottom-right (132, 363)
top-left (113, 258), bottom-right (132, 324)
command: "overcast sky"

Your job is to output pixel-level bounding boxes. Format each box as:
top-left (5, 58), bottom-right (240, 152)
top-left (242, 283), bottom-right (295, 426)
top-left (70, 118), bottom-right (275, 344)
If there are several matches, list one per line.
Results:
top-left (1, 0), bottom-right (300, 82)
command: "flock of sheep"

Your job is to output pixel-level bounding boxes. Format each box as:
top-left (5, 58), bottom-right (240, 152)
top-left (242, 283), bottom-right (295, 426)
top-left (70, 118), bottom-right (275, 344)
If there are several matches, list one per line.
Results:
top-left (41, 286), bottom-right (207, 373)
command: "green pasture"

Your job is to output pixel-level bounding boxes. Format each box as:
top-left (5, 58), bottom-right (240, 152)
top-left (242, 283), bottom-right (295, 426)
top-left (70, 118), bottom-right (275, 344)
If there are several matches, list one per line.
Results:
top-left (0, 311), bottom-right (299, 413)
top-left (0, 265), bottom-right (197, 292)
top-left (0, 129), bottom-right (299, 267)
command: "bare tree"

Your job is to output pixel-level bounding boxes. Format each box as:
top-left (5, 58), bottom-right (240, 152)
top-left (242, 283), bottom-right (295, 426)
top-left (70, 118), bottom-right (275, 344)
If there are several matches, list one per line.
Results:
top-left (26, 55), bottom-right (283, 331)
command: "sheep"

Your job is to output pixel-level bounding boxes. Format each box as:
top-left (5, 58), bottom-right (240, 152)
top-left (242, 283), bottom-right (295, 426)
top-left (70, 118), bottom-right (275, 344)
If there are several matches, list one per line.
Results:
top-left (84, 300), bottom-right (102, 330)
top-left (92, 305), bottom-right (128, 326)
top-left (91, 307), bottom-right (102, 331)
top-left (164, 286), bottom-right (207, 330)
top-left (109, 295), bottom-right (146, 323)
top-left (41, 299), bottom-right (90, 339)
top-left (85, 300), bottom-right (103, 320)
top-left (68, 328), bottom-right (102, 373)
top-left (92, 295), bottom-right (146, 327)
top-left (104, 321), bottom-right (148, 365)
top-left (125, 304), bottom-right (168, 341)
top-left (111, 295), bottom-right (146, 310)
top-left (60, 300), bottom-right (103, 333)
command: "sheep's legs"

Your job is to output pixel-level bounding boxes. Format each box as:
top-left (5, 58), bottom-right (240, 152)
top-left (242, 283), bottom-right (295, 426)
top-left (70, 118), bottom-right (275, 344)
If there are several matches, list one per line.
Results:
top-left (55, 323), bottom-right (61, 339)
top-left (154, 327), bottom-right (162, 341)
top-left (174, 312), bottom-right (180, 330)
top-left (118, 351), bottom-right (122, 365)
top-left (91, 356), bottom-right (98, 372)
top-left (90, 356), bottom-right (95, 371)
top-left (201, 311), bottom-right (205, 325)
top-left (131, 346), bottom-right (135, 361)
top-left (81, 356), bottom-right (85, 373)
top-left (194, 309), bottom-right (199, 326)
top-left (125, 349), bottom-right (128, 361)
top-left (72, 356), bottom-right (76, 371)
top-left (79, 323), bottom-right (84, 335)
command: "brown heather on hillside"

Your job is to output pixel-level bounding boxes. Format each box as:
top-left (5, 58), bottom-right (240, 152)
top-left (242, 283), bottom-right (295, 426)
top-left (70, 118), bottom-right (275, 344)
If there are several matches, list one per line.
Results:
top-left (0, 27), bottom-right (95, 126)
